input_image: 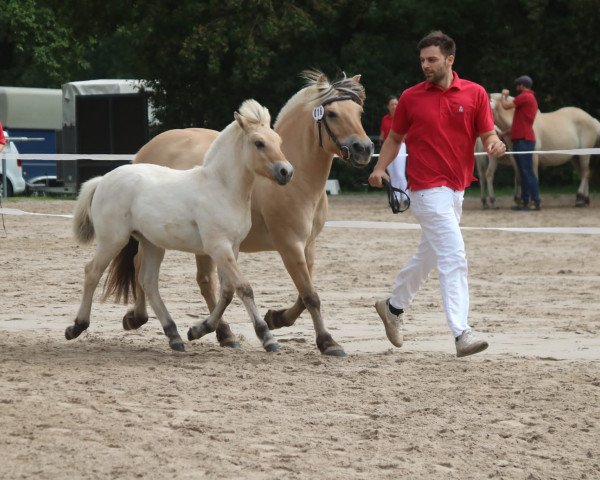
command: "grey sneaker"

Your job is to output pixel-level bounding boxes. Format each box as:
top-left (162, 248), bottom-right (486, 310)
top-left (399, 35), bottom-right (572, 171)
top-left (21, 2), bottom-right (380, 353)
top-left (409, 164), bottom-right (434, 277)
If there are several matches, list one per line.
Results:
top-left (374, 299), bottom-right (403, 347)
top-left (455, 329), bottom-right (488, 357)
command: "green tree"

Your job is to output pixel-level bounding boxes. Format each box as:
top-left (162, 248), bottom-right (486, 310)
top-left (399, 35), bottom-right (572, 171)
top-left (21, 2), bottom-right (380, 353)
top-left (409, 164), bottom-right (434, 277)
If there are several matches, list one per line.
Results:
top-left (0, 0), bottom-right (89, 87)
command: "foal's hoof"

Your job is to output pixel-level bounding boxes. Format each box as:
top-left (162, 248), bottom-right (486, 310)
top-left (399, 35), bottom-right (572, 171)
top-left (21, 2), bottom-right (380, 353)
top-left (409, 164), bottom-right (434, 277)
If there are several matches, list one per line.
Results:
top-left (65, 323), bottom-right (87, 340)
top-left (122, 311), bottom-right (148, 330)
top-left (65, 326), bottom-right (78, 340)
top-left (264, 342), bottom-right (280, 353)
top-left (323, 345), bottom-right (347, 357)
top-left (170, 340), bottom-right (185, 352)
top-left (220, 339), bottom-right (242, 349)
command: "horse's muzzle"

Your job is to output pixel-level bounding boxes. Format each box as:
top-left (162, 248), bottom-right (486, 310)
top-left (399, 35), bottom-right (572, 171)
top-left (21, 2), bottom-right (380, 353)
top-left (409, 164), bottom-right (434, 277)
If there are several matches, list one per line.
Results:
top-left (272, 161), bottom-right (294, 185)
top-left (343, 139), bottom-right (374, 168)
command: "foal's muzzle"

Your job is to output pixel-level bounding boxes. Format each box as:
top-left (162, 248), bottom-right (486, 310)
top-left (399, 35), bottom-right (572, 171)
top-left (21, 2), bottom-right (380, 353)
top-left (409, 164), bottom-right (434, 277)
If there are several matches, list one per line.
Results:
top-left (272, 161), bottom-right (294, 185)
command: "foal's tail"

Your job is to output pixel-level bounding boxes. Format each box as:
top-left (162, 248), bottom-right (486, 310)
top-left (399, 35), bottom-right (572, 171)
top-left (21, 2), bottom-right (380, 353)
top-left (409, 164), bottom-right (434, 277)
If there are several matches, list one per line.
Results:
top-left (72, 176), bottom-right (102, 244)
top-left (102, 237), bottom-right (139, 304)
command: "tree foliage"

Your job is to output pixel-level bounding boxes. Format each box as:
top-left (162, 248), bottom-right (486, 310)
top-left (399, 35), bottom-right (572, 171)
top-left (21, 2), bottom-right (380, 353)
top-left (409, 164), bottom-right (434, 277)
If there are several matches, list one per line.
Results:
top-left (1, 0), bottom-right (599, 159)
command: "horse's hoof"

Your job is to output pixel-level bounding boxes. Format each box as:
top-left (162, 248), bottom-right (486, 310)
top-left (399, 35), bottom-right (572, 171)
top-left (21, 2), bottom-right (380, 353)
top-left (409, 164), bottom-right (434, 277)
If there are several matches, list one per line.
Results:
top-left (65, 323), bottom-right (87, 340)
top-left (220, 339), bottom-right (242, 349)
top-left (170, 341), bottom-right (185, 352)
top-left (323, 345), bottom-right (347, 357)
top-left (265, 308), bottom-right (294, 330)
top-left (122, 311), bottom-right (148, 330)
top-left (187, 328), bottom-right (197, 341)
top-left (65, 326), bottom-right (77, 340)
top-left (264, 342), bottom-right (280, 353)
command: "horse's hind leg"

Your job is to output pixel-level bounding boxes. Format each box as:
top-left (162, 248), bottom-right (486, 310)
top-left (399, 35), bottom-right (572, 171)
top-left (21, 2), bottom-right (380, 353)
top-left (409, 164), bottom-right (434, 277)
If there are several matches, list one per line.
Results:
top-left (195, 254), bottom-right (240, 348)
top-left (574, 155), bottom-right (591, 207)
top-left (137, 241), bottom-right (185, 352)
top-left (122, 244), bottom-right (150, 330)
top-left (187, 280), bottom-right (233, 342)
top-left (66, 241), bottom-right (124, 341)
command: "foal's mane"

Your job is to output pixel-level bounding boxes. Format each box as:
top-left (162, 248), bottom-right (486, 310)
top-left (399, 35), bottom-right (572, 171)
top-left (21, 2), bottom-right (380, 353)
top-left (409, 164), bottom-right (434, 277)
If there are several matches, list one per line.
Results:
top-left (204, 99), bottom-right (271, 166)
top-left (274, 69), bottom-right (366, 129)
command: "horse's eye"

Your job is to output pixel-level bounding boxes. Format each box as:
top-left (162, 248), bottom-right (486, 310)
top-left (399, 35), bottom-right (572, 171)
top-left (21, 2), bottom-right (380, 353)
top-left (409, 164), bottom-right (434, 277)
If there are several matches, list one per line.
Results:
top-left (326, 110), bottom-right (337, 119)
top-left (255, 140), bottom-right (265, 148)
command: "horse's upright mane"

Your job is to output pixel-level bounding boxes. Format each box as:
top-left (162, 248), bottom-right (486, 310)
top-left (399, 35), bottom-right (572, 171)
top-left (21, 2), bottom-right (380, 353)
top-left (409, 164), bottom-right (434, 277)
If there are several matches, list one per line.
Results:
top-left (205, 99), bottom-right (270, 166)
top-left (238, 98), bottom-right (271, 126)
top-left (275, 69), bottom-right (365, 128)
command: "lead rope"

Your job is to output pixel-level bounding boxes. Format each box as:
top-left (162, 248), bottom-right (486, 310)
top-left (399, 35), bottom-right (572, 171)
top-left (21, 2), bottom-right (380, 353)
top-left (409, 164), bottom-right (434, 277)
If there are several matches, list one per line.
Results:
top-left (382, 179), bottom-right (410, 214)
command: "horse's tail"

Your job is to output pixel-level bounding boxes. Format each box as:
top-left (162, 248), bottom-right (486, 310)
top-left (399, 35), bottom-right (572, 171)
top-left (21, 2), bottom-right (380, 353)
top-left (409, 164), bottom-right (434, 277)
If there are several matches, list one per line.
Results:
top-left (102, 237), bottom-right (138, 304)
top-left (72, 176), bottom-right (102, 244)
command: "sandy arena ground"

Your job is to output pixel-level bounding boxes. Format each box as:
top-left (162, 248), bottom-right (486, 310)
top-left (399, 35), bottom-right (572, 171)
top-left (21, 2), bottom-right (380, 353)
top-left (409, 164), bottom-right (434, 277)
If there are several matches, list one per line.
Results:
top-left (0, 193), bottom-right (599, 479)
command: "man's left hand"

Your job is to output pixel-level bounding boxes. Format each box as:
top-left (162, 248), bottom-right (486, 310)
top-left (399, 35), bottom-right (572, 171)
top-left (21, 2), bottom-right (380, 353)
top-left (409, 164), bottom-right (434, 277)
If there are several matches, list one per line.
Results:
top-left (487, 140), bottom-right (506, 158)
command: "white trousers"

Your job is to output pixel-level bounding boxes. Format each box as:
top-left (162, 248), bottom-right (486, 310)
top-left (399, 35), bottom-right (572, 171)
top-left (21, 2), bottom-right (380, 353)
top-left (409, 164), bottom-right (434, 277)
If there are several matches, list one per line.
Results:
top-left (387, 142), bottom-right (408, 194)
top-left (389, 186), bottom-right (469, 337)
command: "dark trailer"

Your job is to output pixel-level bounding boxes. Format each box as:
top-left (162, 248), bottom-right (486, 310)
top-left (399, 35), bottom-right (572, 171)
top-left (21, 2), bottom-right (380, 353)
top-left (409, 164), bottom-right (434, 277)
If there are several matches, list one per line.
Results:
top-left (57, 79), bottom-right (151, 194)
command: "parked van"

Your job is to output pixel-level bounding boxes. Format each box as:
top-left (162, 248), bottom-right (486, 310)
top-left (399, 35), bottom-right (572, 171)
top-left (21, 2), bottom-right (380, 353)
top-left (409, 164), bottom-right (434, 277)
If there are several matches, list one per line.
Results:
top-left (1, 130), bottom-right (27, 196)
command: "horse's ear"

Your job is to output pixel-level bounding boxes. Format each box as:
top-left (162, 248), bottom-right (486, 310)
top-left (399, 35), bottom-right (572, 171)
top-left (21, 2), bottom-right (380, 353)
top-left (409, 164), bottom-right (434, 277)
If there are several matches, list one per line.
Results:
top-left (234, 111), bottom-right (249, 132)
top-left (352, 74), bottom-right (362, 84)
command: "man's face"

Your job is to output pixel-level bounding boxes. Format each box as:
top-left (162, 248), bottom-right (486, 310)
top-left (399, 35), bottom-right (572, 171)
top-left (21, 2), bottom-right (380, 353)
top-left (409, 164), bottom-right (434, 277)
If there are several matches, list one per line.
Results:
top-left (387, 98), bottom-right (398, 115)
top-left (515, 84), bottom-right (525, 93)
top-left (420, 45), bottom-right (453, 84)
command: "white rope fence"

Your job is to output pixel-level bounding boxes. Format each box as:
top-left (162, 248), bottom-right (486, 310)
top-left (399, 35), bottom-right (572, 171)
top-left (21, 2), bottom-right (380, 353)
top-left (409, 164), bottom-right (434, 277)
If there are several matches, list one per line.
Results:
top-left (1, 208), bottom-right (599, 235)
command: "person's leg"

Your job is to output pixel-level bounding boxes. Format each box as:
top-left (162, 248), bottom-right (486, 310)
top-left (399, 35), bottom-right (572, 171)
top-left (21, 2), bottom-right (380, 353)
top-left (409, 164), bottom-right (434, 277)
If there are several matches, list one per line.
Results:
top-left (389, 232), bottom-right (436, 310)
top-left (521, 140), bottom-right (540, 207)
top-left (410, 187), bottom-right (469, 337)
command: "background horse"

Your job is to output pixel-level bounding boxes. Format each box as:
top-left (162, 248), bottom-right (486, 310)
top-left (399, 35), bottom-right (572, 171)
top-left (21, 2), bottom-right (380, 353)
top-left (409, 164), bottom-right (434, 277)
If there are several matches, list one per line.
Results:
top-left (67, 100), bottom-right (293, 352)
top-left (490, 93), bottom-right (600, 207)
top-left (104, 70), bottom-right (372, 356)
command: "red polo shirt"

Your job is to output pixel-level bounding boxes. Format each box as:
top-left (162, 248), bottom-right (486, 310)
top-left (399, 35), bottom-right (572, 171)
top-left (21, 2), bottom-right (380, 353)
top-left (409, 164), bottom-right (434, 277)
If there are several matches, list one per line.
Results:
top-left (391, 71), bottom-right (494, 191)
top-left (380, 113), bottom-right (393, 139)
top-left (0, 123), bottom-right (6, 146)
top-left (511, 90), bottom-right (537, 141)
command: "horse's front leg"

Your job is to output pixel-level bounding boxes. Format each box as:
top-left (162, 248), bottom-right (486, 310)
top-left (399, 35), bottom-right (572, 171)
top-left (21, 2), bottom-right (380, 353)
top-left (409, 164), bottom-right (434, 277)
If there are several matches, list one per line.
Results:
top-left (137, 242), bottom-right (184, 352)
top-left (202, 246), bottom-right (278, 353)
top-left (266, 239), bottom-right (345, 357)
top-left (485, 155), bottom-right (499, 209)
top-left (195, 254), bottom-right (240, 348)
top-left (122, 243), bottom-right (150, 331)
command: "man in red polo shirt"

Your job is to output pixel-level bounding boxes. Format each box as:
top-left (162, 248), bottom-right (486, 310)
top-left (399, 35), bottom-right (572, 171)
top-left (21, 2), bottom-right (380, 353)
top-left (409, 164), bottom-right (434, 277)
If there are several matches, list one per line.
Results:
top-left (368, 30), bottom-right (506, 357)
top-left (500, 75), bottom-right (541, 210)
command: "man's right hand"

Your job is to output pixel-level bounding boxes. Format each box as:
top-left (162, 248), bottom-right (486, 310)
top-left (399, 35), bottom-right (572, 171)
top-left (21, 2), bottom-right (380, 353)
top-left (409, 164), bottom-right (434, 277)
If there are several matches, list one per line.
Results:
top-left (368, 168), bottom-right (390, 188)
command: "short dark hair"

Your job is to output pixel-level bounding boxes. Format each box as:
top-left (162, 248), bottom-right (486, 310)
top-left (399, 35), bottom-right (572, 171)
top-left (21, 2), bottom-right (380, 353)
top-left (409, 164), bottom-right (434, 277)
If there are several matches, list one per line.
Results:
top-left (386, 95), bottom-right (398, 103)
top-left (417, 30), bottom-right (456, 57)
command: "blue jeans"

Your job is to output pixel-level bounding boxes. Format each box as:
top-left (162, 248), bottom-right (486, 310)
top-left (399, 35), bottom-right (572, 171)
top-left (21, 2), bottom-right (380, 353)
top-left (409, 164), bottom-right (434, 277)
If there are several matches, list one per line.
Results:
top-left (513, 139), bottom-right (540, 206)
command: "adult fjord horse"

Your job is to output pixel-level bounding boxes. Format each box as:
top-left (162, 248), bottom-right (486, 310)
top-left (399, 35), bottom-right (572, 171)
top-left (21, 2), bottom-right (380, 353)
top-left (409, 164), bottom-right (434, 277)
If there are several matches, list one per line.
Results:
top-left (490, 93), bottom-right (600, 207)
top-left (67, 100), bottom-right (293, 352)
top-left (104, 70), bottom-right (373, 356)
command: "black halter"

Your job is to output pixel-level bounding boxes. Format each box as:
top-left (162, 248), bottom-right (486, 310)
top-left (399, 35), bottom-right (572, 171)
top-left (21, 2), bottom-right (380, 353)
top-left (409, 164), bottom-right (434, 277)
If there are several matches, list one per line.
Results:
top-left (314, 95), bottom-right (356, 161)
